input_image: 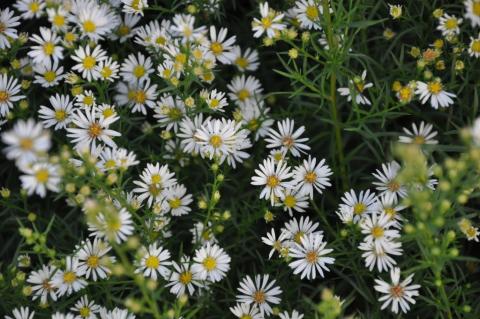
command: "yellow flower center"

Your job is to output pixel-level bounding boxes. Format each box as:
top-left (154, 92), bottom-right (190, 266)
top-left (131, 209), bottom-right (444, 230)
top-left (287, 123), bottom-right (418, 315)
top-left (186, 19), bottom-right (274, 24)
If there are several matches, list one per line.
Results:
top-left (385, 207), bottom-right (396, 218)
top-left (86, 255), bottom-right (99, 268)
top-left (83, 56), bottom-right (96, 70)
top-left (117, 25), bottom-right (130, 36)
top-left (293, 231), bottom-right (304, 244)
top-left (148, 184), bottom-right (160, 196)
top-left (106, 218), bottom-right (121, 231)
top-left (445, 18), bottom-right (458, 30)
top-left (202, 256), bottom-right (217, 271)
top-left (53, 15), bottom-right (65, 27)
top-left (88, 123), bottom-right (103, 138)
top-left (133, 65), bottom-right (146, 78)
top-left (371, 226), bottom-right (384, 238)
top-left (167, 107), bottom-right (183, 120)
top-left (65, 32), bottom-right (76, 42)
top-left (155, 36), bottom-right (167, 45)
top-left (104, 159), bottom-right (116, 169)
top-left (283, 194), bottom-right (297, 208)
top-left (42, 279), bottom-right (53, 291)
top-left (471, 40), bottom-right (480, 53)
top-left (261, 17), bottom-right (272, 28)
top-left (134, 90), bottom-right (146, 104)
top-left (79, 307), bottom-right (90, 318)
top-left (210, 42), bottom-right (223, 55)
top-left (0, 23), bottom-right (6, 33)
top-left (427, 81), bottom-right (442, 95)
top-left (103, 108), bottom-right (114, 118)
top-left (413, 135), bottom-right (425, 144)
top-left (44, 71), bottom-right (56, 82)
top-left (35, 169), bottom-right (49, 183)
top-left (282, 136), bottom-right (294, 148)
top-left (305, 5), bottom-right (319, 20)
top-left (83, 96), bottom-right (94, 106)
top-left (29, 2), bottom-right (40, 13)
top-left (353, 203), bottom-right (366, 215)
top-left (54, 110), bottom-right (66, 121)
top-left (240, 315), bottom-right (253, 319)
top-left (399, 87), bottom-right (412, 101)
top-left (151, 174), bottom-right (162, 184)
top-left (235, 57), bottom-right (249, 68)
top-left (43, 42), bottom-right (55, 55)
top-left (20, 138), bottom-right (33, 150)
top-left (0, 90), bottom-right (9, 102)
top-left (237, 89), bottom-right (250, 101)
top-left (304, 171), bottom-right (317, 184)
top-left (145, 255), bottom-right (160, 269)
top-left (390, 285), bottom-right (404, 298)
top-left (209, 98), bottom-right (220, 109)
top-left (131, 0), bottom-right (141, 10)
top-left (266, 175), bottom-right (279, 188)
top-left (63, 271), bottom-right (77, 284)
top-left (253, 290), bottom-right (266, 304)
top-left (473, 3), bottom-right (480, 16)
top-left (179, 271), bottom-right (193, 284)
top-left (466, 226), bottom-right (478, 238)
top-left (101, 66), bottom-right (113, 78)
top-left (169, 197), bottom-right (182, 209)
top-left (209, 134), bottom-right (223, 148)
top-left (306, 250), bottom-right (318, 264)
top-left (388, 180), bottom-right (400, 192)
top-left (83, 20), bottom-right (97, 33)
top-left (248, 119), bottom-right (259, 131)
top-left (175, 53), bottom-right (187, 64)
top-left (355, 82), bottom-right (365, 93)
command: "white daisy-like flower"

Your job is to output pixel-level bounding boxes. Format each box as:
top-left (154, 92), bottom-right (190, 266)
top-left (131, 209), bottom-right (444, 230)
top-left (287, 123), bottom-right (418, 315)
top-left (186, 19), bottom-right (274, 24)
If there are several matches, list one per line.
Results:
top-left (27, 264), bottom-right (57, 304)
top-left (52, 256), bottom-right (87, 297)
top-left (465, 0), bottom-right (480, 27)
top-left (281, 215), bottom-right (323, 247)
top-left (166, 256), bottom-right (201, 297)
top-left (278, 188), bottom-right (309, 216)
top-left (95, 57), bottom-right (120, 82)
top-left (190, 221), bottom-right (218, 246)
top-left (28, 27), bottom-right (63, 64)
top-left (240, 102), bottom-right (274, 141)
top-left (468, 34), bottom-right (480, 58)
top-left (110, 13), bottom-right (141, 43)
top-left (227, 74), bottom-right (263, 107)
top-left (132, 162), bottom-right (177, 207)
top-left (398, 121), bottom-right (438, 145)
top-left (114, 79), bottom-right (158, 114)
top-left (252, 2), bottom-right (286, 38)
top-left (38, 93), bottom-right (73, 130)
top-left (251, 158), bottom-right (294, 205)
top-left (33, 59), bottom-right (66, 88)
top-left (372, 161), bottom-right (407, 200)
top-left (288, 233), bottom-right (335, 280)
top-left (120, 52), bottom-right (154, 83)
top-left (360, 212), bottom-right (400, 251)
top-left (359, 239), bottom-right (403, 273)
top-left (437, 13), bottom-right (462, 37)
top-left (207, 26), bottom-right (236, 64)
top-left (2, 119), bottom-right (51, 166)
top-left (337, 70), bottom-right (373, 105)
top-left (71, 45), bottom-right (108, 82)
top-left (153, 94), bottom-right (186, 132)
top-left (262, 228), bottom-right (288, 259)
top-left (205, 89), bottom-right (229, 112)
top-left (376, 194), bottom-right (406, 228)
top-left (236, 274), bottom-right (282, 315)
top-left (74, 90), bottom-right (96, 108)
top-left (14, 0), bottom-right (45, 20)
top-left (67, 107), bottom-right (121, 153)
top-left (161, 184), bottom-right (193, 216)
top-left (292, 155), bottom-right (332, 198)
top-left (0, 73), bottom-right (25, 117)
top-left (192, 243), bottom-right (231, 283)
top-left (76, 238), bottom-right (114, 281)
top-left (71, 295), bottom-right (101, 319)
top-left (0, 8), bottom-right (20, 49)
top-left (5, 307), bottom-right (35, 319)
top-left (265, 118), bottom-right (311, 157)
top-left (20, 161), bottom-right (60, 197)
top-left (229, 303), bottom-right (263, 319)
top-left (73, 1), bottom-right (119, 41)
top-left (98, 307), bottom-right (135, 319)
top-left (51, 312), bottom-right (75, 319)
top-left (339, 189), bottom-right (378, 223)
top-left (88, 208), bottom-right (134, 244)
top-left (135, 242), bottom-right (171, 280)
top-left (415, 80), bottom-right (455, 109)
top-left (374, 267), bottom-right (421, 314)
top-left (178, 114), bottom-right (206, 154)
top-left (122, 0), bottom-right (148, 16)
top-left (170, 13), bottom-right (206, 43)
top-left (294, 0), bottom-right (326, 30)
top-left (230, 46), bottom-right (259, 72)
top-left (46, 7), bottom-right (68, 31)
top-left (279, 310), bottom-right (304, 319)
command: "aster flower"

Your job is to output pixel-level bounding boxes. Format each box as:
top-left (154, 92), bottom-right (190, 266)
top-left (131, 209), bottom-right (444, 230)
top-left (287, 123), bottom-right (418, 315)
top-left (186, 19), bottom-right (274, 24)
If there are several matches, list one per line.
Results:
top-left (265, 119), bottom-right (310, 157)
top-left (251, 158), bottom-right (294, 205)
top-left (0, 8), bottom-right (20, 49)
top-left (415, 79), bottom-right (456, 109)
top-left (236, 274), bottom-right (282, 315)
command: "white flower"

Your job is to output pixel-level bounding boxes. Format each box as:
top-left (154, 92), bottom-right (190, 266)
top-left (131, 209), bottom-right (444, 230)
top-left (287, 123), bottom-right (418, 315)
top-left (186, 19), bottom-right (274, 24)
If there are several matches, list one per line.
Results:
top-left (0, 8), bottom-right (20, 49)
top-left (229, 303), bottom-right (263, 319)
top-left (281, 216), bottom-right (323, 247)
top-left (468, 34), bottom-right (480, 58)
top-left (265, 118), bottom-right (310, 157)
top-left (76, 238), bottom-right (114, 281)
top-left (374, 267), bottom-right (421, 314)
top-left (71, 295), bottom-right (101, 319)
top-left (227, 74), bottom-right (263, 107)
top-left (190, 221), bottom-right (218, 246)
top-left (46, 7), bottom-right (68, 31)
top-left (33, 59), bottom-right (66, 88)
top-left (67, 108), bottom-right (121, 153)
top-left (178, 114), bottom-right (206, 154)
top-left (359, 239), bottom-right (403, 272)
top-left (0, 73), bottom-right (25, 117)
top-left (415, 80), bottom-right (456, 109)
top-left (14, 0), bottom-right (45, 20)
top-left (278, 188), bottom-right (309, 216)
top-left (122, 0), bottom-right (149, 16)
top-left (464, 0), bottom-right (480, 27)
top-left (51, 313), bottom-right (75, 319)
top-left (20, 161), bottom-right (60, 197)
top-left (398, 121), bottom-right (438, 145)
top-left (110, 13), bottom-right (141, 43)
top-left (251, 158), bottom-right (294, 205)
top-left (338, 189), bottom-right (377, 223)
top-left (252, 2), bottom-right (286, 38)
top-left (437, 13), bottom-right (462, 37)
top-left (73, 1), bottom-right (119, 41)
top-left (288, 233), bottom-right (335, 280)
top-left (2, 119), bottom-right (51, 166)
top-left (98, 307), bottom-right (136, 319)
top-left (205, 89), bottom-right (229, 112)
top-left (161, 184), bottom-right (193, 216)
top-left (360, 212), bottom-right (400, 251)
top-left (294, 0), bottom-right (326, 30)
top-left (52, 256), bottom-right (87, 297)
top-left (115, 79), bottom-right (158, 114)
top-left (153, 94), bottom-right (186, 132)
top-left (28, 27), bottom-right (63, 64)
top-left (88, 208), bottom-right (134, 244)
top-left (96, 57), bottom-right (120, 82)
top-left (337, 70), bottom-right (373, 105)
top-left (170, 14), bottom-right (206, 43)
top-left (132, 163), bottom-right (177, 207)
top-left (135, 242), bottom-right (171, 280)
top-left (71, 45), bottom-right (108, 82)
top-left (372, 161), bottom-right (406, 200)
top-left (120, 52), bottom-right (153, 83)
top-left (236, 274), bottom-right (282, 315)
top-left (262, 228), bottom-right (288, 259)
top-left (279, 310), bottom-right (304, 319)
top-left (230, 46), bottom-right (259, 72)
top-left (27, 265), bottom-right (57, 304)
top-left (376, 194), bottom-right (405, 228)
top-left (292, 155), bottom-right (332, 198)
top-left (192, 243), bottom-right (231, 283)
top-left (38, 93), bottom-right (73, 130)
top-left (166, 256), bottom-right (201, 297)
top-left (5, 307), bottom-right (35, 319)
top-left (207, 26), bottom-right (236, 64)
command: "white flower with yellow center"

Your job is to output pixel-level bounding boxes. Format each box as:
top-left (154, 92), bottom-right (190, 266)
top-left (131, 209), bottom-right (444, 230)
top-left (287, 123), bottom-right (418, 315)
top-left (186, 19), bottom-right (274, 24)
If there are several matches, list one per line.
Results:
top-left (359, 239), bottom-right (402, 272)
top-left (468, 34), bottom-right (480, 58)
top-left (294, 0), bottom-right (328, 30)
top-left (251, 157), bottom-right (294, 205)
top-left (71, 295), bottom-right (100, 319)
top-left (132, 162), bottom-right (177, 207)
top-left (13, 0), bottom-right (45, 20)
top-left (265, 118), bottom-right (311, 157)
top-left (166, 256), bottom-right (201, 297)
top-left (88, 208), bottom-right (134, 244)
top-left (465, 0), bottom-right (480, 27)
top-left (73, 1), bottom-right (119, 41)
top-left (95, 57), bottom-right (120, 82)
top-left (135, 243), bottom-right (172, 280)
top-left (114, 79), bottom-right (158, 114)
top-left (171, 13), bottom-right (207, 43)
top-left (0, 8), bottom-right (20, 49)
top-left (205, 89), bottom-right (229, 112)
top-left (374, 267), bottom-right (421, 314)
top-left (360, 212), bottom-right (400, 252)
top-left (281, 216), bottom-right (323, 247)
top-left (192, 243), bottom-right (231, 282)
top-left (415, 79), bottom-right (456, 109)
top-left (372, 161), bottom-right (407, 200)
top-left (110, 13), bottom-right (141, 43)
top-left (71, 45), bottom-right (108, 82)
top-left (278, 188), bottom-right (309, 216)
top-left (262, 228), bottom-right (289, 259)
top-left (337, 70), bottom-right (373, 105)
top-left (28, 27), bottom-right (63, 64)
top-left (206, 26), bottom-right (236, 64)
top-left (161, 184), bottom-right (193, 216)
top-left (38, 93), bottom-right (73, 130)
top-left (26, 264), bottom-right (57, 304)
top-left (153, 94), bottom-right (186, 132)
top-left (0, 73), bottom-right (25, 117)
top-left (338, 189), bottom-right (377, 223)
top-left (120, 52), bottom-right (153, 83)
top-left (122, 0), bottom-right (149, 16)
top-left (230, 45), bottom-right (259, 72)
top-left (437, 13), bottom-right (462, 37)
top-left (230, 302), bottom-right (263, 319)
top-left (33, 59), bottom-right (66, 88)
top-left (227, 74), bottom-right (263, 107)
top-left (46, 7), bottom-right (68, 31)
top-left (292, 155), bottom-right (332, 199)
top-left (52, 256), bottom-right (87, 297)
top-left (376, 194), bottom-right (405, 228)
top-left (190, 221), bottom-right (218, 246)
top-left (398, 121), bottom-right (438, 145)
top-left (236, 274), bottom-right (282, 316)
top-left (74, 90), bottom-right (97, 108)
top-left (252, 2), bottom-right (286, 38)
top-left (5, 307), bottom-right (35, 319)
top-left (76, 238), bottom-right (114, 281)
